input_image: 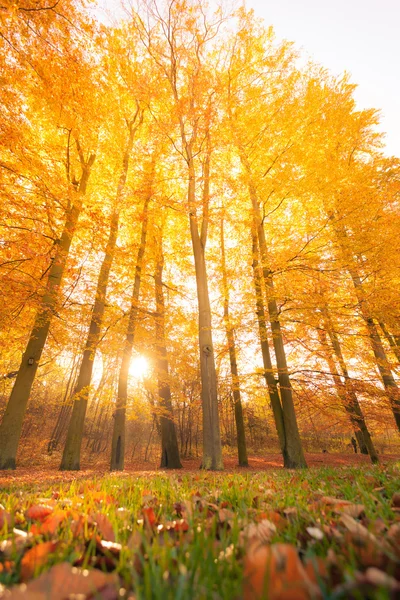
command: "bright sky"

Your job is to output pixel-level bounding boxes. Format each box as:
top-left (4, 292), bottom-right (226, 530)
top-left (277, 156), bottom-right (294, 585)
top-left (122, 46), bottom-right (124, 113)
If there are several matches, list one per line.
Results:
top-left (95, 0), bottom-right (400, 157)
top-left (246, 0), bottom-right (400, 157)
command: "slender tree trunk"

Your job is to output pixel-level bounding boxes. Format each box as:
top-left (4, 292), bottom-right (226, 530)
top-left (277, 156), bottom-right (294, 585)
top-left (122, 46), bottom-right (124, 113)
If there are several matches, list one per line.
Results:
top-left (251, 227), bottom-right (286, 453)
top-left (61, 116), bottom-right (142, 470)
top-left (331, 217), bottom-right (400, 432)
top-left (110, 163), bottom-right (153, 471)
top-left (248, 186), bottom-right (306, 468)
top-left (220, 216), bottom-right (248, 466)
top-left (60, 207), bottom-right (119, 469)
top-left (0, 144), bottom-right (95, 470)
top-left (154, 233), bottom-right (182, 469)
top-left (317, 324), bottom-right (378, 463)
top-left (187, 142), bottom-right (223, 470)
top-left (48, 354), bottom-right (80, 454)
top-left (379, 322), bottom-right (400, 364)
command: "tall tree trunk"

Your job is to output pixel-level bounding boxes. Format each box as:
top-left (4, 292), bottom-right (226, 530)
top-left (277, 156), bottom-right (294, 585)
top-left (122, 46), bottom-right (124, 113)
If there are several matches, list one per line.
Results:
top-left (220, 216), bottom-right (248, 466)
top-left (187, 139), bottom-right (223, 470)
top-left (0, 141), bottom-right (95, 470)
top-left (48, 354), bottom-right (81, 454)
top-left (154, 232), bottom-right (182, 469)
top-left (331, 216), bottom-right (400, 432)
top-left (317, 323), bottom-right (378, 463)
top-left (251, 228), bottom-right (287, 455)
top-left (110, 162), bottom-right (153, 471)
top-left (242, 152), bottom-right (306, 468)
top-left (379, 322), bottom-right (400, 364)
top-left (60, 115), bottom-right (141, 471)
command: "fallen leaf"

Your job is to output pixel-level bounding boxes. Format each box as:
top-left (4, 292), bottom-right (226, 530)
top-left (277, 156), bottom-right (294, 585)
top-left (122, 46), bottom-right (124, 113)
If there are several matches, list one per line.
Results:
top-left (92, 513), bottom-right (115, 542)
top-left (334, 503), bottom-right (365, 518)
top-left (364, 567), bottom-right (400, 591)
top-left (243, 542), bottom-right (321, 600)
top-left (20, 541), bottom-right (58, 581)
top-left (25, 505), bottom-right (53, 522)
top-left (306, 527), bottom-right (324, 541)
top-left (5, 561), bottom-right (118, 599)
top-left (243, 520), bottom-right (277, 544)
top-left (392, 492), bottom-right (400, 509)
top-left (30, 509), bottom-right (68, 536)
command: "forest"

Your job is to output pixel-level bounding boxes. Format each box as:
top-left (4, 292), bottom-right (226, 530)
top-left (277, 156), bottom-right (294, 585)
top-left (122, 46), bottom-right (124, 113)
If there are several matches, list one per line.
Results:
top-left (0, 0), bottom-right (400, 598)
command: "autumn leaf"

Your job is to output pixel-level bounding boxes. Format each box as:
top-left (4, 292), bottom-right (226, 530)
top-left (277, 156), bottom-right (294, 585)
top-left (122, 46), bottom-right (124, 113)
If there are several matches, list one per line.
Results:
top-left (6, 562), bottom-right (118, 599)
top-left (243, 542), bottom-right (321, 600)
top-left (20, 541), bottom-right (58, 581)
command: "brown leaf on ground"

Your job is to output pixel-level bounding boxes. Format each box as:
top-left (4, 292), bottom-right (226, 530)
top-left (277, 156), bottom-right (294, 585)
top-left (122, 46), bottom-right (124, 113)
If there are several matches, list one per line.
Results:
top-left (364, 567), bottom-right (400, 591)
top-left (392, 492), bottom-right (400, 509)
top-left (92, 513), bottom-right (115, 542)
top-left (20, 541), bottom-right (58, 581)
top-left (319, 496), bottom-right (352, 506)
top-left (334, 504), bottom-right (365, 518)
top-left (243, 542), bottom-right (321, 600)
top-left (2, 562), bottom-right (118, 599)
top-left (242, 520), bottom-right (277, 546)
top-left (256, 511), bottom-right (287, 531)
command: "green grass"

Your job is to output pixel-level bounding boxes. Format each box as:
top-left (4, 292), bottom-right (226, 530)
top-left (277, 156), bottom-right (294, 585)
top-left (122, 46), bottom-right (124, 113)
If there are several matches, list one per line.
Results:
top-left (0, 463), bottom-right (399, 599)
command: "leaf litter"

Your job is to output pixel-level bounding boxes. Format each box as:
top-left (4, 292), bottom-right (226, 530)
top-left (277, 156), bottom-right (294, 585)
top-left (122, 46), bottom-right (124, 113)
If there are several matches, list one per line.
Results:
top-left (0, 464), bottom-right (399, 599)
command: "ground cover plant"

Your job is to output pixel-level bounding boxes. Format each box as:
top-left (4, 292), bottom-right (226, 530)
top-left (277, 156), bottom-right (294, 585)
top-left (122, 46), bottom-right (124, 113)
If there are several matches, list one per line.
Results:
top-left (1, 460), bottom-right (400, 599)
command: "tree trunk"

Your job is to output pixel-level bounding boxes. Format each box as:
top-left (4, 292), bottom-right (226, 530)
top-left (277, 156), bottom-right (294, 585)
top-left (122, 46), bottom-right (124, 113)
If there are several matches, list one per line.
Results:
top-left (317, 324), bottom-right (378, 463)
top-left (251, 227), bottom-right (286, 453)
top-left (60, 116), bottom-right (141, 471)
top-left (244, 157), bottom-right (306, 468)
top-left (0, 144), bottom-right (95, 470)
top-left (154, 233), bottom-right (182, 469)
top-left (220, 216), bottom-right (248, 466)
top-left (331, 217), bottom-right (400, 433)
top-left (187, 142), bottom-right (223, 470)
top-left (110, 163), bottom-right (153, 471)
top-left (379, 322), bottom-right (400, 364)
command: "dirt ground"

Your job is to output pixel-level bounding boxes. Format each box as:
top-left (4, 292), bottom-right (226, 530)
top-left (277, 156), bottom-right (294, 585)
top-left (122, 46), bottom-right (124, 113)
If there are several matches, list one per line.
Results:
top-left (0, 452), bottom-right (398, 487)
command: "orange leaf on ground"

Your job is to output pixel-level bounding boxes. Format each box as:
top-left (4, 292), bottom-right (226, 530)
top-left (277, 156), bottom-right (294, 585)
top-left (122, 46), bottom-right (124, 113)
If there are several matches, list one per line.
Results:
top-left (142, 507), bottom-right (157, 528)
top-left (20, 541), bottom-right (58, 581)
top-left (25, 505), bottom-right (53, 522)
top-left (30, 509), bottom-right (68, 536)
top-left (5, 562), bottom-right (118, 599)
top-left (243, 542), bottom-right (321, 600)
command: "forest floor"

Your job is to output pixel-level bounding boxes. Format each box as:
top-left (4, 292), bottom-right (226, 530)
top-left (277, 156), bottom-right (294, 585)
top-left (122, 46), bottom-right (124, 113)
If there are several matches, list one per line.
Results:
top-left (0, 452), bottom-right (398, 486)
top-left (0, 454), bottom-right (399, 599)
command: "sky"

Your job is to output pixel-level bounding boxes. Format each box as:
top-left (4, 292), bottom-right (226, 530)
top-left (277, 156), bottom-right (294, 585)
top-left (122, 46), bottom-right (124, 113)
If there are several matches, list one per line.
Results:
top-left (245, 0), bottom-right (400, 157)
top-left (95, 0), bottom-right (400, 157)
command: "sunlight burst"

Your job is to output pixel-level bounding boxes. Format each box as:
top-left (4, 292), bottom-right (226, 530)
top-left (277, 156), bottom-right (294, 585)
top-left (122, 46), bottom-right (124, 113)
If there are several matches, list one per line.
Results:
top-left (129, 355), bottom-right (150, 380)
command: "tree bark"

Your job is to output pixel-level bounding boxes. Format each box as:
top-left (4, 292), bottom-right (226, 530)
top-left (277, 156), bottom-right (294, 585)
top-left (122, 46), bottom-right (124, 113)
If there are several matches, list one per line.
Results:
top-left (110, 161), bottom-right (153, 471)
top-left (187, 139), bottom-right (223, 470)
top-left (331, 216), bottom-right (400, 433)
top-left (0, 142), bottom-right (95, 470)
top-left (251, 228), bottom-right (286, 454)
top-left (60, 116), bottom-right (141, 471)
top-left (242, 152), bottom-right (306, 469)
top-left (154, 232), bottom-right (182, 469)
top-left (317, 323), bottom-right (378, 463)
top-left (220, 216), bottom-right (248, 466)
top-left (379, 322), bottom-right (400, 364)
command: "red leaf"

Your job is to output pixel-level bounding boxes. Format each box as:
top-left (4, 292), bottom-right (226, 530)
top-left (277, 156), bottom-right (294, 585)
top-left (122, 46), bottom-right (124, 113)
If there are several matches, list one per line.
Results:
top-left (25, 505), bottom-right (53, 522)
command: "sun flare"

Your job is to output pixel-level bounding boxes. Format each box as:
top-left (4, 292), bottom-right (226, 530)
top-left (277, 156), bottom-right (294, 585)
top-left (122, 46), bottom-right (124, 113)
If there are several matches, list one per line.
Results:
top-left (128, 355), bottom-right (150, 380)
